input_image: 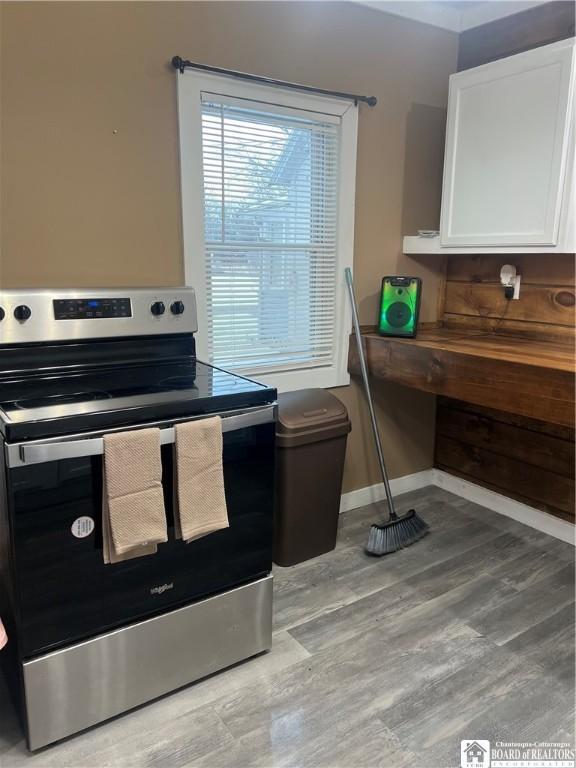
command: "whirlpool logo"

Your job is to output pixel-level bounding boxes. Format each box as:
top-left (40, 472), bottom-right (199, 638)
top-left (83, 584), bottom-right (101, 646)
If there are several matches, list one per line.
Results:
top-left (150, 583), bottom-right (174, 596)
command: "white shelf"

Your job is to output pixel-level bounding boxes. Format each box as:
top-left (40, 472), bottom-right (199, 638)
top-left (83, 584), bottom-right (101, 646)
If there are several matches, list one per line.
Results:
top-left (403, 235), bottom-right (574, 255)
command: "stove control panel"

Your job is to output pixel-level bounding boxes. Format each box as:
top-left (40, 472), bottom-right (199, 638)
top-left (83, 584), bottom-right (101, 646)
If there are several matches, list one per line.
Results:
top-left (0, 288), bottom-right (197, 345)
top-left (54, 298), bottom-right (132, 320)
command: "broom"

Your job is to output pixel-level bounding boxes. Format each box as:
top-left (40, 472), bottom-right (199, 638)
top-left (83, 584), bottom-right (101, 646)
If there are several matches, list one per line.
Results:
top-left (344, 267), bottom-right (429, 556)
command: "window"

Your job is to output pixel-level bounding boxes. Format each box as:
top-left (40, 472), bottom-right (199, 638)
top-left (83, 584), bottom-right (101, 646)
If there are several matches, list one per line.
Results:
top-left (177, 72), bottom-right (358, 391)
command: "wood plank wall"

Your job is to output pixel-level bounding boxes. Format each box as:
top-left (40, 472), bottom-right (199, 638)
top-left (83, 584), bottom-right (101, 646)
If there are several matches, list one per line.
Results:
top-left (443, 254), bottom-right (576, 341)
top-left (435, 4), bottom-right (576, 523)
top-left (436, 399), bottom-right (575, 522)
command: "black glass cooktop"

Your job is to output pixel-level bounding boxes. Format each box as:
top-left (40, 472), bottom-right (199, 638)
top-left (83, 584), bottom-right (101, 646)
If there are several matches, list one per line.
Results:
top-left (0, 361), bottom-right (276, 441)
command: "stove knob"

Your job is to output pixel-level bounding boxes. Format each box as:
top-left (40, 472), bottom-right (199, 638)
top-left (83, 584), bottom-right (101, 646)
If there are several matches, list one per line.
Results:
top-left (170, 300), bottom-right (185, 315)
top-left (150, 301), bottom-right (165, 316)
top-left (0, 307), bottom-right (4, 321)
top-left (14, 305), bottom-right (31, 321)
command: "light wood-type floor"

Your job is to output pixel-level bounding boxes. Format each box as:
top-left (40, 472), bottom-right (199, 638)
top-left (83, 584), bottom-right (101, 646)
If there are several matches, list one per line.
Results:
top-left (1, 486), bottom-right (574, 767)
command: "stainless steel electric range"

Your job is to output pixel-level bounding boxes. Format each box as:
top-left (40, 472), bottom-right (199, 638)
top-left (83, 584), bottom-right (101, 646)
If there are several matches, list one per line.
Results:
top-left (0, 287), bottom-right (276, 750)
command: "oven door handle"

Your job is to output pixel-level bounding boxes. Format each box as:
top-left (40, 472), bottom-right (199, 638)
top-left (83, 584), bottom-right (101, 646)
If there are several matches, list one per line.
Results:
top-left (7, 406), bottom-right (276, 467)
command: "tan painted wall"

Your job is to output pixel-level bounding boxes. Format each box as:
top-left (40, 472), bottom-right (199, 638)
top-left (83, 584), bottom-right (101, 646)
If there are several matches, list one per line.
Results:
top-left (0, 1), bottom-right (458, 492)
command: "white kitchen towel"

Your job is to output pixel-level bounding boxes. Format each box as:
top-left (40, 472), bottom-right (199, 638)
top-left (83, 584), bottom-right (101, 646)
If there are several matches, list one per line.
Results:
top-left (102, 428), bottom-right (168, 564)
top-left (173, 417), bottom-right (229, 542)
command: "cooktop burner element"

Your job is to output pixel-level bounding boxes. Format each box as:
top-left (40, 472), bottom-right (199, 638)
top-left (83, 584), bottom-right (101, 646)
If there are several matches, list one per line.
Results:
top-left (13, 390), bottom-right (112, 410)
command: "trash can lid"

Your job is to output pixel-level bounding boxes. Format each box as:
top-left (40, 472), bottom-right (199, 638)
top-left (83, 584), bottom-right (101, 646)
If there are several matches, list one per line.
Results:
top-left (276, 389), bottom-right (350, 446)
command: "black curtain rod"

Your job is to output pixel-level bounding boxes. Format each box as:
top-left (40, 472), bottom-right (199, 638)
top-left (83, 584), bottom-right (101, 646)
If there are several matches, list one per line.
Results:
top-left (171, 56), bottom-right (377, 107)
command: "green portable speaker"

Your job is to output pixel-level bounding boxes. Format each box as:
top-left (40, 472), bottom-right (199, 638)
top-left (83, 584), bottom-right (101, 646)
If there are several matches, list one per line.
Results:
top-left (378, 276), bottom-right (422, 338)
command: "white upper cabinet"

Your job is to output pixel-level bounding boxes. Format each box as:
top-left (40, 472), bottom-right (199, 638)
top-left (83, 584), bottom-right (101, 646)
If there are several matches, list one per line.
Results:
top-left (439, 38), bottom-right (575, 250)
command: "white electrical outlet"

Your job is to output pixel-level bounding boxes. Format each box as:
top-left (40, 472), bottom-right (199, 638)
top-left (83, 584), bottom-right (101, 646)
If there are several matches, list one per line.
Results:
top-left (500, 264), bottom-right (521, 300)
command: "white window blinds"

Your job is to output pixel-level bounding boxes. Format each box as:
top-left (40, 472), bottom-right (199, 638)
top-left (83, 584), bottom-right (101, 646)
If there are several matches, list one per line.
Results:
top-left (200, 93), bottom-right (341, 375)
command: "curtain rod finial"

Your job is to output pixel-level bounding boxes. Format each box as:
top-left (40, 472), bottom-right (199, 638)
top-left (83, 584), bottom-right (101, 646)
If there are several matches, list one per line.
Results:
top-left (366, 96), bottom-right (377, 107)
top-left (171, 55), bottom-right (185, 74)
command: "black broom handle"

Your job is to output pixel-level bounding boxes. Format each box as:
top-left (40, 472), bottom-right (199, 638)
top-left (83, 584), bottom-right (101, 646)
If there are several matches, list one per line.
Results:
top-left (344, 268), bottom-right (398, 520)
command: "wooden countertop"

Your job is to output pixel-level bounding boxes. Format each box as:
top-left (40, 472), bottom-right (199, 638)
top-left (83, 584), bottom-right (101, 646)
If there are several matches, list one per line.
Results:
top-left (348, 328), bottom-right (575, 427)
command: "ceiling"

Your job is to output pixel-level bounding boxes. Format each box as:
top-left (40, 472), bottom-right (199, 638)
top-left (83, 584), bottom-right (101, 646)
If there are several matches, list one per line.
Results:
top-left (356, 1), bottom-right (552, 32)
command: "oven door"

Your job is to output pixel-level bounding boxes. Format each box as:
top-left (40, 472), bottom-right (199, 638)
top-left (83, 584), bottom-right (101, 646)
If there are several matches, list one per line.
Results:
top-left (4, 406), bottom-right (275, 658)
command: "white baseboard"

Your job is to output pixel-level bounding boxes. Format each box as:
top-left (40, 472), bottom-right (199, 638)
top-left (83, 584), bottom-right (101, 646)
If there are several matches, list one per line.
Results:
top-left (433, 469), bottom-right (575, 546)
top-left (340, 468), bottom-right (575, 546)
top-left (339, 469), bottom-right (435, 514)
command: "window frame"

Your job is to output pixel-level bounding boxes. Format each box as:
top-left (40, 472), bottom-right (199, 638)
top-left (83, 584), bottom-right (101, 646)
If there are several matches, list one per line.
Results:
top-left (176, 70), bottom-right (358, 392)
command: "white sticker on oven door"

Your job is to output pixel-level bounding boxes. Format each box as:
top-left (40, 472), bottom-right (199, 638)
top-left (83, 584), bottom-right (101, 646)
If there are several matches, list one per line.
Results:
top-left (71, 516), bottom-right (95, 539)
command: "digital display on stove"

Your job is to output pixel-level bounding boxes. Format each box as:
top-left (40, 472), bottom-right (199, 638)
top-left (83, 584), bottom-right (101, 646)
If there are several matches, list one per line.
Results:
top-left (53, 298), bottom-right (132, 320)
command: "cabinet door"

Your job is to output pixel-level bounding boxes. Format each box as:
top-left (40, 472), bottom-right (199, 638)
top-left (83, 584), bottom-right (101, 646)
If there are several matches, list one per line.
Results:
top-left (440, 38), bottom-right (575, 247)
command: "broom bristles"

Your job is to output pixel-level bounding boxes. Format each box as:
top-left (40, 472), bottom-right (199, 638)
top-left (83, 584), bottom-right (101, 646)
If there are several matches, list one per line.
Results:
top-left (365, 509), bottom-right (429, 556)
